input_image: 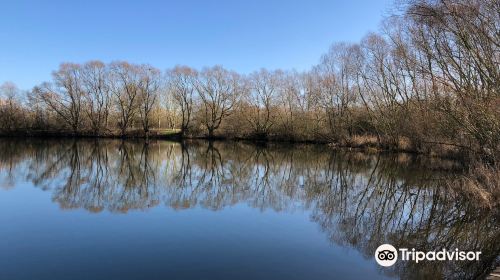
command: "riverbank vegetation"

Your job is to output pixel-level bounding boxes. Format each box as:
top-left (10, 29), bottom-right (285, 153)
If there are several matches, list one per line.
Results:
top-left (0, 1), bottom-right (498, 202)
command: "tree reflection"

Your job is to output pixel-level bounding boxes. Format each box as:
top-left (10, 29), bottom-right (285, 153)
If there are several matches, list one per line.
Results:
top-left (0, 139), bottom-right (497, 279)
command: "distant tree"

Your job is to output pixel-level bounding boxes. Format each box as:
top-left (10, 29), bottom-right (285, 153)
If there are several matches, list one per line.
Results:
top-left (109, 62), bottom-right (141, 136)
top-left (33, 63), bottom-right (84, 133)
top-left (195, 66), bottom-right (243, 138)
top-left (0, 82), bottom-right (24, 131)
top-left (315, 43), bottom-right (359, 141)
top-left (246, 69), bottom-right (281, 137)
top-left (277, 71), bottom-right (303, 137)
top-left (81, 61), bottom-right (111, 135)
top-left (167, 66), bottom-right (197, 135)
top-left (137, 65), bottom-right (161, 136)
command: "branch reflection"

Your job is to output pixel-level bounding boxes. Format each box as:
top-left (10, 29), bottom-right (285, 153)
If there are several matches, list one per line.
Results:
top-left (0, 139), bottom-right (497, 279)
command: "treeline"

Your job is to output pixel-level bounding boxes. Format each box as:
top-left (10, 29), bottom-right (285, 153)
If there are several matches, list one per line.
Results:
top-left (0, 0), bottom-right (498, 160)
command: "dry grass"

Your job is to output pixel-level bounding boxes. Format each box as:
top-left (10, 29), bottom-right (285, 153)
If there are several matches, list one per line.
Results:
top-left (348, 135), bottom-right (379, 148)
top-left (397, 137), bottom-right (412, 151)
top-left (455, 163), bottom-right (500, 208)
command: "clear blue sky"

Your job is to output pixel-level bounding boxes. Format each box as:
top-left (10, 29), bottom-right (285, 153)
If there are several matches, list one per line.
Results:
top-left (0, 0), bottom-right (392, 90)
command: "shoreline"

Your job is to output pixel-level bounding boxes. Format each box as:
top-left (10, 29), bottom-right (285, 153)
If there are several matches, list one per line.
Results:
top-left (0, 129), bottom-right (470, 162)
top-left (0, 132), bottom-right (497, 207)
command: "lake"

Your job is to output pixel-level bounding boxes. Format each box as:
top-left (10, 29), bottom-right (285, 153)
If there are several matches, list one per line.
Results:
top-left (0, 139), bottom-right (498, 279)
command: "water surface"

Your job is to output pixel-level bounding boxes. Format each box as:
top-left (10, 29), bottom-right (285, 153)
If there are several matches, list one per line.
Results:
top-left (0, 139), bottom-right (498, 279)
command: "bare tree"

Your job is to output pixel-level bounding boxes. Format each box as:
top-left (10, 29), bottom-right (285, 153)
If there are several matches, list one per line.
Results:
top-left (277, 71), bottom-right (303, 137)
top-left (109, 62), bottom-right (141, 136)
top-left (137, 65), bottom-right (161, 136)
top-left (0, 82), bottom-right (24, 131)
top-left (195, 66), bottom-right (242, 138)
top-left (33, 63), bottom-right (84, 133)
top-left (246, 69), bottom-right (281, 138)
top-left (81, 61), bottom-right (111, 135)
top-left (167, 66), bottom-right (197, 135)
top-left (315, 43), bottom-right (359, 141)
top-left (356, 33), bottom-right (410, 147)
top-left (405, 0), bottom-right (500, 157)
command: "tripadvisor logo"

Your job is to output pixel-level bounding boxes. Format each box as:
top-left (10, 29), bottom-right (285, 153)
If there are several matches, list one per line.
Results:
top-left (375, 244), bottom-right (398, 267)
top-left (375, 244), bottom-right (481, 267)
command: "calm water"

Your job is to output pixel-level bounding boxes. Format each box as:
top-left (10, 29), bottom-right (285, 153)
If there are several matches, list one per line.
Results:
top-left (0, 139), bottom-right (498, 280)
